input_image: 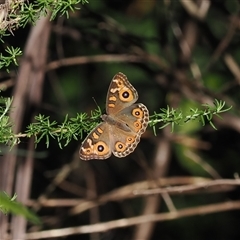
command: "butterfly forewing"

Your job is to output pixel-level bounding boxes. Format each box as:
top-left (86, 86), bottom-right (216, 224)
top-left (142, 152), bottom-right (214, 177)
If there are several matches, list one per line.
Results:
top-left (106, 72), bottom-right (138, 115)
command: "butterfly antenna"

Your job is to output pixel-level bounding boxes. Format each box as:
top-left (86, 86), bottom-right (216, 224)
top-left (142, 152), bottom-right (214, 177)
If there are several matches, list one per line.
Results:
top-left (92, 97), bottom-right (99, 109)
top-left (91, 97), bottom-right (103, 119)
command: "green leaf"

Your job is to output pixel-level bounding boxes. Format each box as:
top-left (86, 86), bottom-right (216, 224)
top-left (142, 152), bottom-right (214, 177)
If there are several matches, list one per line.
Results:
top-left (0, 192), bottom-right (41, 224)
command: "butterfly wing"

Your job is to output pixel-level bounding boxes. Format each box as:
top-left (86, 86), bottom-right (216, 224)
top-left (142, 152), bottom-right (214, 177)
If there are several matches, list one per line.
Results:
top-left (108, 103), bottom-right (149, 158)
top-left (79, 122), bottom-right (112, 160)
top-left (106, 72), bottom-right (138, 115)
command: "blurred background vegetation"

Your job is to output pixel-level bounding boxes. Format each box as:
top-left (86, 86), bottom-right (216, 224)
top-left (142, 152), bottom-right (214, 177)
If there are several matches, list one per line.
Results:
top-left (1, 0), bottom-right (240, 239)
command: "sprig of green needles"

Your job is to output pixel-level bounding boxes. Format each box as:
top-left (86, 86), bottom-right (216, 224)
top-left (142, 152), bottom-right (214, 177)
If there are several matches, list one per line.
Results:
top-left (149, 99), bottom-right (231, 135)
top-left (0, 0), bottom-right (88, 70)
top-left (0, 98), bottom-right (232, 150)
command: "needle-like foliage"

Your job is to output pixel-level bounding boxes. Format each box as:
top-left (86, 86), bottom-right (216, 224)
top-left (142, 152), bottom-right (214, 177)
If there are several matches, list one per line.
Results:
top-left (0, 0), bottom-right (88, 70)
top-left (149, 99), bottom-right (232, 135)
top-left (0, 97), bottom-right (232, 150)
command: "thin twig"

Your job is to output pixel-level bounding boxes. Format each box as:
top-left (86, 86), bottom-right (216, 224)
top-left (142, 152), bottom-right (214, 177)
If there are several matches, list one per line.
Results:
top-left (134, 179), bottom-right (240, 196)
top-left (25, 200), bottom-right (240, 239)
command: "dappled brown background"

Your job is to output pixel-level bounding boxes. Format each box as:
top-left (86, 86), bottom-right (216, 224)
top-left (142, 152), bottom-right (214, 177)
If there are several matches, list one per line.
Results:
top-left (1, 0), bottom-right (240, 239)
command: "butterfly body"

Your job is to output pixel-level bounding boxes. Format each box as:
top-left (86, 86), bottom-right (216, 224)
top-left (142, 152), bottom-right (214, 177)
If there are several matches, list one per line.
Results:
top-left (79, 72), bottom-right (149, 160)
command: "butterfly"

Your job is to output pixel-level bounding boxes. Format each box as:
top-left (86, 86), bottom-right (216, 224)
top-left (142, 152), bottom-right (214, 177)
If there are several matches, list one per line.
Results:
top-left (79, 72), bottom-right (149, 160)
